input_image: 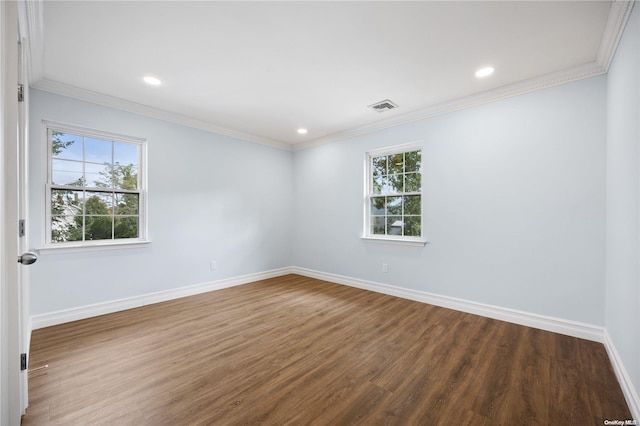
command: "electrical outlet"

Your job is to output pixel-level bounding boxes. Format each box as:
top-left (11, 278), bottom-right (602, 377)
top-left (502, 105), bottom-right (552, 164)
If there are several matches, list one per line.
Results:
top-left (210, 261), bottom-right (217, 270)
top-left (382, 263), bottom-right (388, 273)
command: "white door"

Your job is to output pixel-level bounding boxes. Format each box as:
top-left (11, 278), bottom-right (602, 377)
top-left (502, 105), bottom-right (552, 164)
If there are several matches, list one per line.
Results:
top-left (2, 1), bottom-right (34, 424)
top-left (17, 26), bottom-right (33, 420)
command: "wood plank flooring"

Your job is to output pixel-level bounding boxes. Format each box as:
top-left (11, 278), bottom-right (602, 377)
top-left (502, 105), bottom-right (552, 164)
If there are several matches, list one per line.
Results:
top-left (22, 274), bottom-right (631, 425)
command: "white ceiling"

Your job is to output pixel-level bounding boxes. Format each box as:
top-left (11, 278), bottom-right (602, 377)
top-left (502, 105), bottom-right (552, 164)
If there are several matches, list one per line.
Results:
top-left (25, 1), bottom-right (630, 150)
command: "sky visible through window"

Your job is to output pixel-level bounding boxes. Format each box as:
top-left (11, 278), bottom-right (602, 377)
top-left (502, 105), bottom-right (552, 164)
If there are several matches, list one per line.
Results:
top-left (49, 129), bottom-right (142, 243)
top-left (52, 133), bottom-right (139, 188)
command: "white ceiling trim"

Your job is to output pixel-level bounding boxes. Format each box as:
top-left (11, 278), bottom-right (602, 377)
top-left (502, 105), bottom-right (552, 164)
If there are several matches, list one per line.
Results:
top-left (294, 61), bottom-right (606, 151)
top-left (597, 0), bottom-right (635, 71)
top-left (18, 0), bottom-right (44, 83)
top-left (22, 0), bottom-right (633, 152)
top-left (32, 78), bottom-right (292, 151)
top-left (294, 0), bottom-right (634, 151)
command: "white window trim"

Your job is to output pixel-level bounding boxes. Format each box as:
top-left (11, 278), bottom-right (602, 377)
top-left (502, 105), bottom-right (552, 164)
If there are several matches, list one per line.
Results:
top-left (40, 120), bottom-right (149, 251)
top-left (362, 141), bottom-right (427, 246)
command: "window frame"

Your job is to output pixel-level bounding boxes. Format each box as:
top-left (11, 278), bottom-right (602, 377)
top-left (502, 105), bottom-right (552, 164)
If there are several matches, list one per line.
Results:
top-left (362, 142), bottom-right (427, 247)
top-left (41, 120), bottom-right (149, 253)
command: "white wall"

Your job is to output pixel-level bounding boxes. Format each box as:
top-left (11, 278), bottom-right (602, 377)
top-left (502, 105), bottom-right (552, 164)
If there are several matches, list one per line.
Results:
top-left (293, 76), bottom-right (607, 326)
top-left (606, 1), bottom-right (640, 405)
top-left (28, 89), bottom-right (293, 315)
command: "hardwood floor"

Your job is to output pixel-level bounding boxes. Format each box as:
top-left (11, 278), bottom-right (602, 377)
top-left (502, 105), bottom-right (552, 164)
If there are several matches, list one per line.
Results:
top-left (23, 274), bottom-right (631, 425)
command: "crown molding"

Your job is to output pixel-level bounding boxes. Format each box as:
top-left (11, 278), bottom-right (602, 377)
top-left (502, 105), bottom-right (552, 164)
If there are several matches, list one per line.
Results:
top-left (18, 0), bottom-right (44, 83)
top-left (32, 78), bottom-right (292, 151)
top-left (22, 0), bottom-right (633, 152)
top-left (294, 1), bottom-right (634, 151)
top-left (21, 0), bottom-right (290, 151)
top-left (597, 0), bottom-right (635, 71)
top-left (294, 61), bottom-right (606, 151)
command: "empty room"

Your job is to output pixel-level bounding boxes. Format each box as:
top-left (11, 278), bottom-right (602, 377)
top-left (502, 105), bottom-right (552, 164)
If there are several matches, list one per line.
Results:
top-left (1, 0), bottom-right (639, 424)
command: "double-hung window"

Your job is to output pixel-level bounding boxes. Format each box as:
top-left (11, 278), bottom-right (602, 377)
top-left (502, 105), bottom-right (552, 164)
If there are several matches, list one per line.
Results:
top-left (44, 121), bottom-right (147, 248)
top-left (364, 143), bottom-right (425, 246)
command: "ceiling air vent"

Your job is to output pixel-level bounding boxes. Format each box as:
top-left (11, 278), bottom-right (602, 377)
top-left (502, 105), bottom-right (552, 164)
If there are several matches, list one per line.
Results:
top-left (368, 99), bottom-right (398, 113)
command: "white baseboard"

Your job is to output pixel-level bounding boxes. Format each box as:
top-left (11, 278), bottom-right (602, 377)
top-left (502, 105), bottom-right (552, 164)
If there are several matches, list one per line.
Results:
top-left (291, 267), bottom-right (605, 342)
top-left (30, 265), bottom-right (606, 340)
top-left (31, 267), bottom-right (295, 329)
top-left (604, 330), bottom-right (640, 422)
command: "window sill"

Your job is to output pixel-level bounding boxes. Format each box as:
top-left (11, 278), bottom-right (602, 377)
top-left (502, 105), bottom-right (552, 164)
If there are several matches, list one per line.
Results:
top-left (361, 236), bottom-right (428, 247)
top-left (38, 240), bottom-right (152, 255)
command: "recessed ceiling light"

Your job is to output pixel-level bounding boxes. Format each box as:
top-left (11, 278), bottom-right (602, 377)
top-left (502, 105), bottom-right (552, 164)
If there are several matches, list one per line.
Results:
top-left (475, 67), bottom-right (495, 78)
top-left (143, 76), bottom-right (162, 86)
top-left (297, 128), bottom-right (308, 134)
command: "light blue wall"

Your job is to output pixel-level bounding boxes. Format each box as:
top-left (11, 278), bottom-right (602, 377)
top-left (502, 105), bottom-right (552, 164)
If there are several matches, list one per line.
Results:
top-left (606, 2), bottom-right (640, 403)
top-left (29, 75), bottom-right (611, 328)
top-left (293, 76), bottom-right (607, 325)
top-left (28, 90), bottom-right (293, 314)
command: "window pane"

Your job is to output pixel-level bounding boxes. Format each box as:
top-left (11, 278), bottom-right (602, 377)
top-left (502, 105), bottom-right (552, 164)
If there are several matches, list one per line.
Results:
top-left (51, 215), bottom-right (83, 242)
top-left (86, 163), bottom-right (111, 188)
top-left (51, 189), bottom-right (82, 215)
top-left (372, 155), bottom-right (387, 177)
top-left (52, 159), bottom-right (83, 186)
top-left (387, 217), bottom-right (403, 235)
top-left (405, 150), bottom-right (421, 173)
top-left (51, 132), bottom-right (82, 160)
top-left (404, 216), bottom-right (421, 237)
top-left (85, 192), bottom-right (113, 215)
top-left (371, 216), bottom-right (386, 235)
top-left (388, 153), bottom-right (404, 174)
top-left (113, 165), bottom-right (138, 190)
top-left (379, 176), bottom-right (396, 195)
top-left (372, 175), bottom-right (383, 194)
top-left (386, 196), bottom-right (402, 215)
top-left (84, 216), bottom-right (113, 241)
top-left (114, 142), bottom-right (138, 167)
top-left (114, 216), bottom-right (139, 239)
top-left (115, 193), bottom-right (139, 215)
top-left (404, 195), bottom-right (421, 215)
top-left (405, 172), bottom-right (421, 193)
top-left (370, 197), bottom-right (385, 215)
top-left (389, 174), bottom-right (403, 193)
top-left (85, 138), bottom-right (112, 164)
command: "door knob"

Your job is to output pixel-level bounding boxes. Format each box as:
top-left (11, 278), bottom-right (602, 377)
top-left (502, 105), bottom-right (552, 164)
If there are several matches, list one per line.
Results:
top-left (17, 252), bottom-right (37, 265)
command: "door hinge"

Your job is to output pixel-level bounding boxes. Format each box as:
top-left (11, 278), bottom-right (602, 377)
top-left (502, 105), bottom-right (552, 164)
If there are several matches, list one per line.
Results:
top-left (20, 353), bottom-right (27, 371)
top-left (19, 219), bottom-right (25, 237)
top-left (18, 84), bottom-right (24, 102)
